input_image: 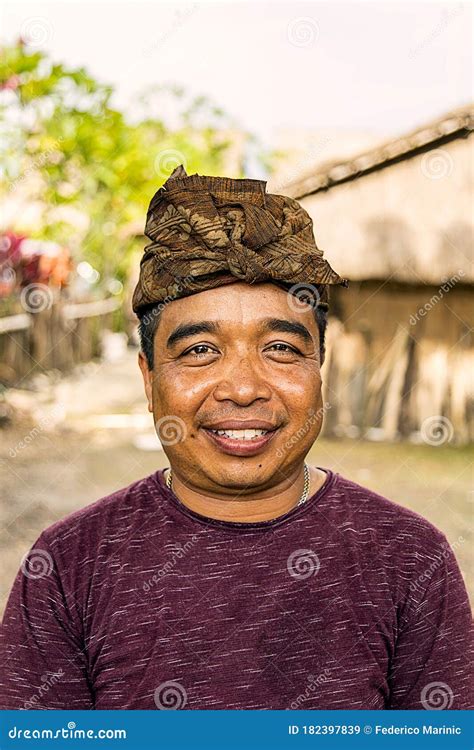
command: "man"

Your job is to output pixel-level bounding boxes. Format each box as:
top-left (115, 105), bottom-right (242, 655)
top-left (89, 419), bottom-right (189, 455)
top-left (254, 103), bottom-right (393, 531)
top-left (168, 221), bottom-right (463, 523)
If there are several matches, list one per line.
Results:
top-left (1, 166), bottom-right (472, 710)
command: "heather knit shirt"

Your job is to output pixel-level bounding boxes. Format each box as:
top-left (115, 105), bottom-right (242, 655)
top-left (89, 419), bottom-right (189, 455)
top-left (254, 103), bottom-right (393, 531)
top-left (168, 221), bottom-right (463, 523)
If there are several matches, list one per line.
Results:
top-left (1, 467), bottom-right (472, 710)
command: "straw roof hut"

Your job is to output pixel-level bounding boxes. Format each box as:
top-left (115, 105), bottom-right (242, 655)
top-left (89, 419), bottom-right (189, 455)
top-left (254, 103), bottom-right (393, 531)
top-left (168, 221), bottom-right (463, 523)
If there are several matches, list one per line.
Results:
top-left (272, 104), bottom-right (473, 444)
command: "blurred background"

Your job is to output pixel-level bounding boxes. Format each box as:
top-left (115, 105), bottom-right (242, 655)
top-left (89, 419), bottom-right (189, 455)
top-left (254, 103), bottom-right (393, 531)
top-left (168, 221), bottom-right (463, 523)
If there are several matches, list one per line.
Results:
top-left (0, 0), bottom-right (472, 613)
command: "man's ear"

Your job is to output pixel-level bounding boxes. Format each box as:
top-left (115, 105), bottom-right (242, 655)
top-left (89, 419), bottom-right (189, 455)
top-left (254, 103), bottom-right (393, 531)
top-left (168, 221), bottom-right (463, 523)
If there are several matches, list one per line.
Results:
top-left (138, 351), bottom-right (153, 413)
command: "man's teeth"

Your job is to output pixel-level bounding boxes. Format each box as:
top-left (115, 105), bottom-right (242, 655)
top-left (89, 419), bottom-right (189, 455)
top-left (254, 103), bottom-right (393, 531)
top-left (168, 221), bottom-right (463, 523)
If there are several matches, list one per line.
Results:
top-left (208, 428), bottom-right (269, 440)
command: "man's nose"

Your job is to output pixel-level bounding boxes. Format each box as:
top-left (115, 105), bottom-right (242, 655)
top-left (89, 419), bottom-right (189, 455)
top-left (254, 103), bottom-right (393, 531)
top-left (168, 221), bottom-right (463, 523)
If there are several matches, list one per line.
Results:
top-left (212, 355), bottom-right (272, 405)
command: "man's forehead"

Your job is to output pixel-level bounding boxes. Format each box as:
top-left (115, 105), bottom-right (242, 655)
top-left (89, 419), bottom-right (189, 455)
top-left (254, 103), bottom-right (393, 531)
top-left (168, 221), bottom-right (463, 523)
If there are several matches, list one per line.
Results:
top-left (159, 282), bottom-right (316, 327)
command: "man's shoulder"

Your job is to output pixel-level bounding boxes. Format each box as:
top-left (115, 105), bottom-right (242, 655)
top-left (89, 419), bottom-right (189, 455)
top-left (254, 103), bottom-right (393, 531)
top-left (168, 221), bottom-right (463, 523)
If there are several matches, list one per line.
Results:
top-left (39, 471), bottom-right (163, 551)
top-left (326, 470), bottom-right (448, 550)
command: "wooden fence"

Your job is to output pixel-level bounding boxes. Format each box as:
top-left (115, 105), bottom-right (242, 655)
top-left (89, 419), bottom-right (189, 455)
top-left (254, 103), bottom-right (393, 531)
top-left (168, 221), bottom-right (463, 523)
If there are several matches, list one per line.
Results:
top-left (0, 296), bottom-right (121, 385)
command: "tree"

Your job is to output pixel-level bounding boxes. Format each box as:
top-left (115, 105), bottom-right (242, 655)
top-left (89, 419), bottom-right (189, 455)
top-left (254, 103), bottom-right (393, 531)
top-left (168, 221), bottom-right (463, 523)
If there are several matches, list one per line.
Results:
top-left (0, 40), bottom-right (271, 289)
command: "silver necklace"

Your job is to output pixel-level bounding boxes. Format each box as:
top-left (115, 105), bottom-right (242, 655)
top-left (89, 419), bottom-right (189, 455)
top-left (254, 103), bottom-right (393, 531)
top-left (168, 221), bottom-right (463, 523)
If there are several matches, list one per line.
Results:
top-left (165, 463), bottom-right (311, 509)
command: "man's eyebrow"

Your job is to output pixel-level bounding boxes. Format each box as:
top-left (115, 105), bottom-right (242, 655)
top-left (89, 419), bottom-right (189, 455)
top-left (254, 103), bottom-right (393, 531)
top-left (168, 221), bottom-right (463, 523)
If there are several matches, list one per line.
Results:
top-left (165, 317), bottom-right (314, 349)
top-left (166, 321), bottom-right (221, 349)
top-left (260, 318), bottom-right (314, 345)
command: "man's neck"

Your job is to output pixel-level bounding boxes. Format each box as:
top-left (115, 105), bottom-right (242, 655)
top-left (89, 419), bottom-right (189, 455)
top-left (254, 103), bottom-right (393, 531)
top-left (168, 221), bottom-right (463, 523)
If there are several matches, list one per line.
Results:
top-left (163, 465), bottom-right (327, 523)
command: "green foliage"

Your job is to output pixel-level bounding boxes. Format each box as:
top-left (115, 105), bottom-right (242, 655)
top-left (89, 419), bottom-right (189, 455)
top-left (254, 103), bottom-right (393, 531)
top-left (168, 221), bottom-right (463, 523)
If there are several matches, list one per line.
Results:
top-left (0, 41), bottom-right (270, 288)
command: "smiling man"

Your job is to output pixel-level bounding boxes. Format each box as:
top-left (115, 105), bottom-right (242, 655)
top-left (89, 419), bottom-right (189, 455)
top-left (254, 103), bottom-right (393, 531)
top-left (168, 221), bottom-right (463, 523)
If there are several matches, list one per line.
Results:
top-left (138, 281), bottom-right (330, 523)
top-left (1, 166), bottom-right (472, 711)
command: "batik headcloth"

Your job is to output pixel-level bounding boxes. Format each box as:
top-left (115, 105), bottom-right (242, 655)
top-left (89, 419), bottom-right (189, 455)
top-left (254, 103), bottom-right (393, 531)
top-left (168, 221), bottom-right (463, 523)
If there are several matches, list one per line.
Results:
top-left (132, 164), bottom-right (348, 314)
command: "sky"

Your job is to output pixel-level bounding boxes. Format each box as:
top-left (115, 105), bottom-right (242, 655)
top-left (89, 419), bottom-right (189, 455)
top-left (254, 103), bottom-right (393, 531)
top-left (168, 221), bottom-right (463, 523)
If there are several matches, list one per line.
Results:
top-left (2, 0), bottom-right (472, 165)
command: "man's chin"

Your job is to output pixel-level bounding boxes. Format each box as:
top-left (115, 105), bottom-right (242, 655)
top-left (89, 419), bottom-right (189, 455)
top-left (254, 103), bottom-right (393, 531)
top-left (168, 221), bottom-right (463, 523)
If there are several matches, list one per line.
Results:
top-left (199, 468), bottom-right (280, 494)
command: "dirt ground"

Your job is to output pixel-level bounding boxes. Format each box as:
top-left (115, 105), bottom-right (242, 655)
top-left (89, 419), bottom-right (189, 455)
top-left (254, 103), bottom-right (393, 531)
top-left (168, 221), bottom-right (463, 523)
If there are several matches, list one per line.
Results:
top-left (1, 348), bottom-right (472, 615)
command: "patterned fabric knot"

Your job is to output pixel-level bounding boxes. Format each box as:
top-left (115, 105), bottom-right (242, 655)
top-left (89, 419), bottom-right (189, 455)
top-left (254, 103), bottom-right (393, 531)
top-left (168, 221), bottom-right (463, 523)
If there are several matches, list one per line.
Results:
top-left (132, 164), bottom-right (348, 313)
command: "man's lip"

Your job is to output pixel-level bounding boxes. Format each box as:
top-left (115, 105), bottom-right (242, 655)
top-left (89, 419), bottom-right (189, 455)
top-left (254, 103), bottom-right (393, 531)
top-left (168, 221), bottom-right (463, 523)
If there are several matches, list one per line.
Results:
top-left (201, 420), bottom-right (278, 431)
top-left (201, 426), bottom-right (280, 456)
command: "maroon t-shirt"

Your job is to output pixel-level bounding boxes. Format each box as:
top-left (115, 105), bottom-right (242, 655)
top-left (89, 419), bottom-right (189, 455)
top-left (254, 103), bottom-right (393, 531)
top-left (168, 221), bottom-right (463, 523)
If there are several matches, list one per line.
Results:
top-left (1, 467), bottom-right (472, 710)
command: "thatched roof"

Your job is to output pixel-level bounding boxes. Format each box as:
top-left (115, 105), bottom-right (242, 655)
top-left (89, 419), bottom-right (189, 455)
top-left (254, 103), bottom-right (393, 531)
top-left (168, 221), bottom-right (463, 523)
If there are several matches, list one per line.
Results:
top-left (274, 104), bottom-right (473, 198)
top-left (271, 104), bottom-right (473, 285)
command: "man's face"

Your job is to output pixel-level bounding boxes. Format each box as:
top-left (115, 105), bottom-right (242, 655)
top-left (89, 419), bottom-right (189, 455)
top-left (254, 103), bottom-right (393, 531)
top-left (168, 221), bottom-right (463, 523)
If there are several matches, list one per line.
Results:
top-left (138, 281), bottom-right (325, 494)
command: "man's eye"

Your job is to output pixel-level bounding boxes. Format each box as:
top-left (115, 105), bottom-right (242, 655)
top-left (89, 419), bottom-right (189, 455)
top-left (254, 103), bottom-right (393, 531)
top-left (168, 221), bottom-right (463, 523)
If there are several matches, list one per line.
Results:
top-left (182, 344), bottom-right (217, 357)
top-left (267, 343), bottom-right (300, 354)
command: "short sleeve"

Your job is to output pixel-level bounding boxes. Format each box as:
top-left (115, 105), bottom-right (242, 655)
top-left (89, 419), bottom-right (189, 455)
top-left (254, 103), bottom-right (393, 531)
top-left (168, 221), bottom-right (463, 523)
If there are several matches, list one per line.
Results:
top-left (388, 533), bottom-right (473, 709)
top-left (0, 533), bottom-right (93, 709)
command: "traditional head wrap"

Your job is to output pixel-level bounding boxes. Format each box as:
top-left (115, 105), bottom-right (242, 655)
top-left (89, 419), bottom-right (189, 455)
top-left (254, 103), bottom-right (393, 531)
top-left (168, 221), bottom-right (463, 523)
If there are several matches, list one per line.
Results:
top-left (132, 164), bottom-right (348, 315)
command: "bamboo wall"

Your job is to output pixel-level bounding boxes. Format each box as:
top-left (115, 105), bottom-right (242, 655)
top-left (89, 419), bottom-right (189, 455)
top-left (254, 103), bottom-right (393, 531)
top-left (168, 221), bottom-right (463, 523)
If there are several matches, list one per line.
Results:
top-left (321, 282), bottom-right (473, 444)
